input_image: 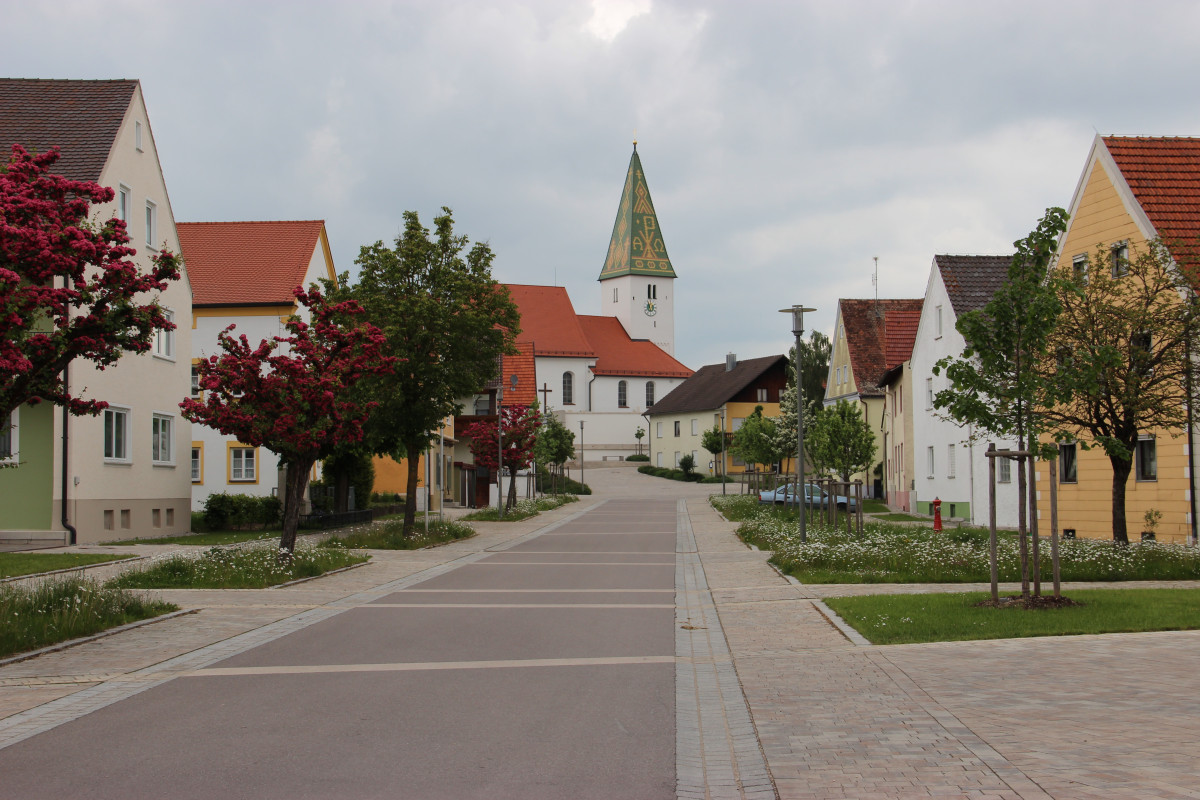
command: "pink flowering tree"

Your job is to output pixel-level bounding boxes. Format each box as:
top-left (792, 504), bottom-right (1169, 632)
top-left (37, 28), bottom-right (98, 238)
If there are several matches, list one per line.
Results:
top-left (181, 287), bottom-right (393, 553)
top-left (461, 404), bottom-right (541, 510)
top-left (1, 145), bottom-right (181, 419)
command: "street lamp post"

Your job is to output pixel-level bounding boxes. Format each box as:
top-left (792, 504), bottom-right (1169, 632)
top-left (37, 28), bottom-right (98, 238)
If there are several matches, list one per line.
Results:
top-left (496, 384), bottom-right (504, 517)
top-left (720, 408), bottom-right (726, 496)
top-left (780, 305), bottom-right (816, 544)
top-left (579, 420), bottom-right (585, 491)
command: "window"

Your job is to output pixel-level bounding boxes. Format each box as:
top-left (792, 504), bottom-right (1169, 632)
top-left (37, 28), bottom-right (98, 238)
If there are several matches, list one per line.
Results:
top-left (674, 451), bottom-right (680, 467)
top-left (935, 305), bottom-right (943, 338)
top-left (1131, 330), bottom-right (1153, 378)
top-left (191, 362), bottom-right (201, 396)
top-left (656, 422), bottom-right (662, 438)
top-left (647, 284), bottom-right (657, 300)
top-left (562, 372), bottom-right (574, 405)
top-left (1073, 254), bottom-right (1088, 284)
top-left (104, 407), bottom-right (131, 462)
top-left (612, 288), bottom-right (618, 303)
top-left (191, 444), bottom-right (203, 483)
top-left (230, 446), bottom-right (257, 482)
top-left (151, 414), bottom-right (173, 463)
top-left (947, 444), bottom-right (956, 478)
top-left (656, 452), bottom-right (663, 467)
top-left (1111, 241), bottom-right (1129, 278)
top-left (1, 409), bottom-right (16, 463)
top-left (927, 446), bottom-right (935, 477)
top-left (674, 420), bottom-right (681, 437)
top-left (732, 417), bottom-right (745, 432)
top-left (155, 309), bottom-right (174, 359)
top-left (135, 120), bottom-right (143, 151)
top-left (1060, 443), bottom-right (1077, 483)
top-left (617, 380), bottom-right (628, 407)
top-left (757, 388), bottom-right (768, 402)
top-left (145, 200), bottom-right (157, 248)
top-left (118, 184), bottom-right (130, 222)
top-left (998, 455), bottom-right (1011, 484)
top-left (926, 378), bottom-right (934, 408)
top-left (691, 418), bottom-right (698, 435)
top-left (1137, 436), bottom-right (1157, 481)
top-left (645, 381), bottom-right (655, 407)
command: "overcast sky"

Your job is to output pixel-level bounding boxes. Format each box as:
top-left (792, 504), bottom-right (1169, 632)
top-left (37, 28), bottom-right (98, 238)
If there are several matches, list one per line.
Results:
top-left (7, 0), bottom-right (1200, 369)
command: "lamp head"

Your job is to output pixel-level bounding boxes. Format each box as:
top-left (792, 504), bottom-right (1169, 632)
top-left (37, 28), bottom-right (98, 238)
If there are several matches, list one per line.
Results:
top-left (778, 305), bottom-right (816, 337)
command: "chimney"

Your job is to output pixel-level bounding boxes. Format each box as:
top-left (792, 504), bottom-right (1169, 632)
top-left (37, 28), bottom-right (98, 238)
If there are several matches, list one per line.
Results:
top-left (726, 353), bottom-right (737, 372)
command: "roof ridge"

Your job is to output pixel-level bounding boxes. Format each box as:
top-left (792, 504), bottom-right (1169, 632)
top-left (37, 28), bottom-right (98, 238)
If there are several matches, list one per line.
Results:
top-left (177, 219), bottom-right (325, 226)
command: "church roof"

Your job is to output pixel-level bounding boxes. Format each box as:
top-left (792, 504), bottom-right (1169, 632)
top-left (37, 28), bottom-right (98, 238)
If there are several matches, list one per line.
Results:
top-left (178, 220), bottom-right (327, 306)
top-left (598, 146), bottom-right (677, 281)
top-left (504, 284), bottom-right (595, 358)
top-left (576, 316), bottom-right (693, 378)
top-left (0, 78), bottom-right (137, 182)
top-left (495, 342), bottom-right (538, 406)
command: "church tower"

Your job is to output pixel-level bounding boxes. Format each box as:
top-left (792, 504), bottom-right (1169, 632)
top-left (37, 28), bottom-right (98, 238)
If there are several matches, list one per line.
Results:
top-left (598, 143), bottom-right (677, 355)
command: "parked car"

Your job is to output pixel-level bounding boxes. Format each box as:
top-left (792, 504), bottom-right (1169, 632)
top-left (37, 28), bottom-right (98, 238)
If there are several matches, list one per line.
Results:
top-left (758, 482), bottom-right (857, 510)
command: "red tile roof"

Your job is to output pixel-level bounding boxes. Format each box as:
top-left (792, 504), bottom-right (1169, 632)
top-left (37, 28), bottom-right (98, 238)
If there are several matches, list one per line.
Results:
top-left (177, 221), bottom-right (326, 306)
top-left (1104, 136), bottom-right (1200, 267)
top-left (576, 316), bottom-right (693, 378)
top-left (503, 284), bottom-right (595, 358)
top-left (839, 299), bottom-right (924, 397)
top-left (935, 255), bottom-right (1014, 318)
top-left (0, 79), bottom-right (136, 182)
top-left (498, 342), bottom-right (538, 406)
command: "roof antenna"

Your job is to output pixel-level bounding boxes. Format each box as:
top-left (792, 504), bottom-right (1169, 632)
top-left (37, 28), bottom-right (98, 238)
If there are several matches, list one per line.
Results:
top-left (873, 256), bottom-right (882, 318)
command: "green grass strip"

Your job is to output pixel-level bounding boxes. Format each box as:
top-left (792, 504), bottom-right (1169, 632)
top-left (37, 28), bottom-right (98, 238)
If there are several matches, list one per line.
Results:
top-left (825, 588), bottom-right (1200, 645)
top-left (0, 576), bottom-right (177, 659)
top-left (110, 544), bottom-right (368, 590)
top-left (0, 552), bottom-right (136, 579)
top-left (323, 518), bottom-right (475, 550)
top-left (461, 495), bottom-right (578, 522)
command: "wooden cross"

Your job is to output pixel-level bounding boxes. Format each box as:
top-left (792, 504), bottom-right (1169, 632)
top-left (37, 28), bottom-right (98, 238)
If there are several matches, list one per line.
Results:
top-left (538, 382), bottom-right (553, 409)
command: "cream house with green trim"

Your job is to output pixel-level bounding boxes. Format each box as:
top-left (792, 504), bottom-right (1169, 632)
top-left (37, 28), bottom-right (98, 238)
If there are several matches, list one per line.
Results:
top-left (0, 79), bottom-right (193, 544)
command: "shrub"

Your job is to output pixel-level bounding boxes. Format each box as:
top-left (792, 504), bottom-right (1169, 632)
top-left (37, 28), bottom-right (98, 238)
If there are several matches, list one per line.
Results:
top-left (202, 493), bottom-right (280, 531)
top-left (626, 454), bottom-right (650, 462)
top-left (679, 454), bottom-right (696, 476)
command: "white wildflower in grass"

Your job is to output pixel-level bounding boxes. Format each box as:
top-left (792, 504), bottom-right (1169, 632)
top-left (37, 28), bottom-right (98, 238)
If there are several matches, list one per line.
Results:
top-left (712, 494), bottom-right (1200, 583)
top-left (110, 540), bottom-right (368, 590)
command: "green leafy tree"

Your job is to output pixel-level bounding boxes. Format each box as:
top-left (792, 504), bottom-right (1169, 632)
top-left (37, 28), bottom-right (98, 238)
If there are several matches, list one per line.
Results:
top-left (679, 453), bottom-right (696, 477)
top-left (701, 424), bottom-right (725, 475)
top-left (534, 412), bottom-right (575, 494)
top-left (321, 448), bottom-right (376, 512)
top-left (774, 333), bottom-right (831, 480)
top-left (347, 208), bottom-right (520, 536)
top-left (933, 207), bottom-right (1068, 596)
top-left (731, 406), bottom-right (784, 485)
top-left (808, 400), bottom-right (876, 483)
top-left (1040, 238), bottom-right (1200, 544)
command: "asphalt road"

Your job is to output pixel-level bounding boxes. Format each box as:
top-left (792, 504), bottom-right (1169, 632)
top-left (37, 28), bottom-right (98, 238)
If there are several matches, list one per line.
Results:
top-left (0, 499), bottom-right (678, 800)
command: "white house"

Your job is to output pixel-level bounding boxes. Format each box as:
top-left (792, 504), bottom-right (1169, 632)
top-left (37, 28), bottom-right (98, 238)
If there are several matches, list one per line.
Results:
top-left (177, 220), bottom-right (338, 510)
top-left (0, 79), bottom-right (193, 545)
top-left (909, 254), bottom-right (1021, 525)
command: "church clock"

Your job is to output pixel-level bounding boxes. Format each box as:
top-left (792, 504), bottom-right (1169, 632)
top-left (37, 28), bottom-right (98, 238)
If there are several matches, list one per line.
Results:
top-left (644, 300), bottom-right (657, 316)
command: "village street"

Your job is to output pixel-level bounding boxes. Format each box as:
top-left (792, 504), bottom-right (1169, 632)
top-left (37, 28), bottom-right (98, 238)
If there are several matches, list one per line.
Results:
top-left (1, 466), bottom-right (1199, 798)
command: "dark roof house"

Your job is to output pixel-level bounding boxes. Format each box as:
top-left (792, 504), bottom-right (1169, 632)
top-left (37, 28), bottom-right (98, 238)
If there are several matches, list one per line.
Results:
top-left (648, 354), bottom-right (788, 416)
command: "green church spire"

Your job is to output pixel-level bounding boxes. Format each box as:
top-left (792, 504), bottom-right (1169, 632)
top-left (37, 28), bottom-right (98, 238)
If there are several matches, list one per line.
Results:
top-left (599, 144), bottom-right (677, 281)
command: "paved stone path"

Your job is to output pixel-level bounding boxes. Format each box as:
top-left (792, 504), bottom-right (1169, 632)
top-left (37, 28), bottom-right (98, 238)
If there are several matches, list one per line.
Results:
top-left (3, 469), bottom-right (1200, 798)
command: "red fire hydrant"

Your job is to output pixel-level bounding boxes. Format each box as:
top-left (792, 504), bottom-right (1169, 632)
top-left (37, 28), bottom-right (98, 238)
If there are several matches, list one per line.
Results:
top-left (932, 497), bottom-right (943, 532)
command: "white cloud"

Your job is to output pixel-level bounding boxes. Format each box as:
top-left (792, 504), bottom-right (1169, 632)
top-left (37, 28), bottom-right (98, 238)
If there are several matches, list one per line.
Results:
top-left (586, 0), bottom-right (652, 42)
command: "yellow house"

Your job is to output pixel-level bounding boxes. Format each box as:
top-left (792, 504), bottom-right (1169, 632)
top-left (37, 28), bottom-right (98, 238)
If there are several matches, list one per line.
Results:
top-left (372, 415), bottom-right (455, 512)
top-left (645, 354), bottom-right (788, 476)
top-left (1036, 136), bottom-right (1200, 544)
top-left (826, 298), bottom-right (922, 495)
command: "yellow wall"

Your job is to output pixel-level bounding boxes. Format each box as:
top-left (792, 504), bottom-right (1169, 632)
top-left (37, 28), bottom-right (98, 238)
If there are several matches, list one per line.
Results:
top-left (1036, 151), bottom-right (1191, 542)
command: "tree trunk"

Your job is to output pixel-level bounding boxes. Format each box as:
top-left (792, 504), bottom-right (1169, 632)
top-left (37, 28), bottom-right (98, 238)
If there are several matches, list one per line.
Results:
top-left (280, 458), bottom-right (315, 556)
top-left (507, 465), bottom-right (519, 509)
top-left (1110, 454), bottom-right (1133, 544)
top-left (1016, 453), bottom-right (1030, 600)
top-left (335, 470), bottom-right (350, 513)
top-left (1049, 457), bottom-right (1061, 598)
top-left (403, 443), bottom-right (422, 538)
top-left (1028, 434), bottom-right (1041, 597)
